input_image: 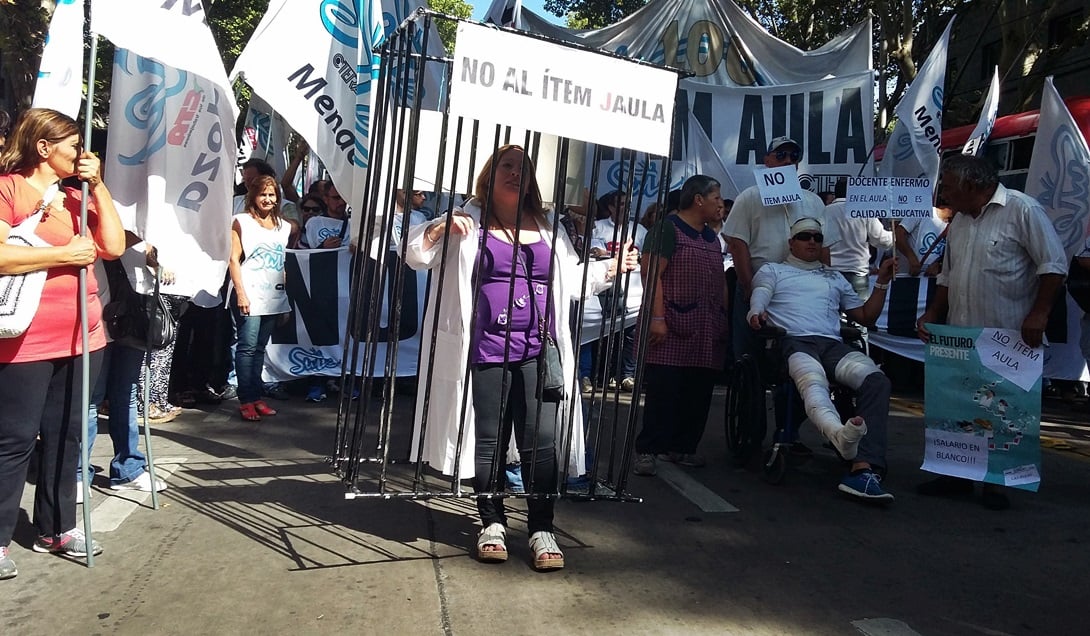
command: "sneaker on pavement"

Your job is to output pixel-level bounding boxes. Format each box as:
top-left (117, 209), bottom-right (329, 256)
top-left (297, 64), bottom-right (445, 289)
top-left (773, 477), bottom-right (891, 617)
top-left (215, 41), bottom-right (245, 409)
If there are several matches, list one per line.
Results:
top-left (580, 377), bottom-right (593, 394)
top-left (633, 453), bottom-right (657, 476)
top-left (838, 469), bottom-right (895, 502)
top-left (620, 377), bottom-right (636, 392)
top-left (306, 385), bottom-right (327, 403)
top-left (110, 470), bottom-right (167, 493)
top-left (33, 528), bottom-right (102, 557)
top-left (219, 384), bottom-right (238, 401)
top-left (828, 416), bottom-right (867, 460)
top-left (0, 545), bottom-right (16, 580)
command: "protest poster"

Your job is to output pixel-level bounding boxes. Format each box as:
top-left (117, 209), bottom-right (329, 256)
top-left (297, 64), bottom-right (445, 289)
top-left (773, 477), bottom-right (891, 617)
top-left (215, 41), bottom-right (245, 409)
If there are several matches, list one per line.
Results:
top-left (845, 176), bottom-right (932, 219)
top-left (449, 21), bottom-right (678, 156)
top-left (922, 324), bottom-right (1043, 491)
top-left (754, 165), bottom-right (803, 206)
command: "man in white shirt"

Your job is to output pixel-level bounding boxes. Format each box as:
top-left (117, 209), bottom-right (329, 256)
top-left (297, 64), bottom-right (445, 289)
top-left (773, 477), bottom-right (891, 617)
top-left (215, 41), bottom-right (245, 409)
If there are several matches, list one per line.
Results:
top-left (723, 137), bottom-right (839, 358)
top-left (916, 154), bottom-right (1067, 510)
top-left (748, 217), bottom-right (896, 502)
top-left (825, 178), bottom-right (893, 299)
top-left (305, 183), bottom-right (350, 250)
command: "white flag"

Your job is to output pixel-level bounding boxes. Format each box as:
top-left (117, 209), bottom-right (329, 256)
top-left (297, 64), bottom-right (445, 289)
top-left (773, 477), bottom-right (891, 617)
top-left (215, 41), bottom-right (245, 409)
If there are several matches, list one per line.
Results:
top-left (94, 0), bottom-right (239, 306)
top-left (879, 17), bottom-right (955, 184)
top-left (962, 67), bottom-right (1000, 157)
top-left (1025, 77), bottom-right (1090, 261)
top-left (685, 110), bottom-right (739, 199)
top-left (231, 0), bottom-right (387, 218)
top-left (32, 0), bottom-right (85, 117)
top-left (239, 94), bottom-right (291, 181)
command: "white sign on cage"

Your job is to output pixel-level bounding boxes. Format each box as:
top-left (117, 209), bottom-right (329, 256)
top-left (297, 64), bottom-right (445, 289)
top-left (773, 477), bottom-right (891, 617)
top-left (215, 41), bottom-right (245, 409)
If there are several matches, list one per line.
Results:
top-left (449, 22), bottom-right (678, 157)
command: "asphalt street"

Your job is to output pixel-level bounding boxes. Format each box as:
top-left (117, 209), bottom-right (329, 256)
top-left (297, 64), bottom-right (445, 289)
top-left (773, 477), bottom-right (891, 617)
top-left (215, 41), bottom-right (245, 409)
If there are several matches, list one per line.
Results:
top-left (3, 380), bottom-right (1088, 635)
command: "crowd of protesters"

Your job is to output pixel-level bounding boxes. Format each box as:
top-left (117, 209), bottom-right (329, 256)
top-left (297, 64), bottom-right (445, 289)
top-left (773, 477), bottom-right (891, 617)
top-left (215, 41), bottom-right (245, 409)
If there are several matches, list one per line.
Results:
top-left (1, 104), bottom-right (1087, 580)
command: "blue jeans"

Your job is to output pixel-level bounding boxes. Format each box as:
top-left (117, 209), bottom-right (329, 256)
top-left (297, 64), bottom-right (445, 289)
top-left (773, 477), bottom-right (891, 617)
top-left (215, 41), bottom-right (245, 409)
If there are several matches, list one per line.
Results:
top-left (81, 343), bottom-right (148, 485)
top-left (233, 310), bottom-right (277, 404)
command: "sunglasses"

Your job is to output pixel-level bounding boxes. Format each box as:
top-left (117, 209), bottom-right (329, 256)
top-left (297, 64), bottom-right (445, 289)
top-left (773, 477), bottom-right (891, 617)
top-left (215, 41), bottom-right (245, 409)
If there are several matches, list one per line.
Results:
top-left (792, 231), bottom-right (824, 243)
top-left (301, 205), bottom-right (322, 212)
top-left (774, 149), bottom-right (802, 162)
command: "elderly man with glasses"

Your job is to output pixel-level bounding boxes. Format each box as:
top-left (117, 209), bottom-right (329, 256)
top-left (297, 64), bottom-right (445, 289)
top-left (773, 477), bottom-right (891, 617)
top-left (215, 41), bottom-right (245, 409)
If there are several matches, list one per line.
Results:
top-left (723, 137), bottom-right (840, 360)
top-left (748, 217), bottom-right (897, 502)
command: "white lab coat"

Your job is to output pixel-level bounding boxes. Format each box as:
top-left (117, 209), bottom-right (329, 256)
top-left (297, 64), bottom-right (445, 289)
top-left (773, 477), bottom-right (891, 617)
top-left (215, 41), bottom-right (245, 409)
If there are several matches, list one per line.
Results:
top-left (403, 199), bottom-right (613, 480)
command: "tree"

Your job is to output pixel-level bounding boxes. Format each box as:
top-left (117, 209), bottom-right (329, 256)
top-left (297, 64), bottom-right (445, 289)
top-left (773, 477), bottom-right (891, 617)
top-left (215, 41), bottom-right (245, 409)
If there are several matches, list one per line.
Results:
top-left (0, 0), bottom-right (50, 110)
top-left (428, 0), bottom-right (473, 52)
top-left (544, 0), bottom-right (646, 30)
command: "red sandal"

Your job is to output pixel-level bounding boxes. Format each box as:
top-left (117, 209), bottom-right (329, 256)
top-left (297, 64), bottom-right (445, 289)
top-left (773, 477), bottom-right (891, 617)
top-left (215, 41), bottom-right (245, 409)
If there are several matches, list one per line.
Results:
top-left (239, 403), bottom-right (261, 421)
top-left (253, 400), bottom-right (278, 416)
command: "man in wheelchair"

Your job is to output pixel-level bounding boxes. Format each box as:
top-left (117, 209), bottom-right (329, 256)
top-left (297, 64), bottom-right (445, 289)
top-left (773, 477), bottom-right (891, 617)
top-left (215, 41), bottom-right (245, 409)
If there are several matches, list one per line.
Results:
top-left (747, 218), bottom-right (896, 502)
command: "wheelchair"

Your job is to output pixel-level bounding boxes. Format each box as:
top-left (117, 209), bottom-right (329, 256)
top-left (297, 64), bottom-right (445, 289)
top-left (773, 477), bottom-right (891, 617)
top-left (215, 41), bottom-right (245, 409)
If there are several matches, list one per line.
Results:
top-left (724, 323), bottom-right (867, 484)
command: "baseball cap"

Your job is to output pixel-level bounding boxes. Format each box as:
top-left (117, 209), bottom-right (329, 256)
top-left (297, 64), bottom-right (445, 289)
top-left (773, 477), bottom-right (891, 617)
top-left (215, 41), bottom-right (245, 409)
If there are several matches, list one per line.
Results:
top-left (767, 137), bottom-right (801, 153)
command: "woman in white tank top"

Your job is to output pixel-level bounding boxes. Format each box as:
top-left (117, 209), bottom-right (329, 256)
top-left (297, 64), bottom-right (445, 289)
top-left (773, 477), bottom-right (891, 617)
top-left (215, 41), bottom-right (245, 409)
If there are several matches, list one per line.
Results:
top-left (228, 175), bottom-right (291, 421)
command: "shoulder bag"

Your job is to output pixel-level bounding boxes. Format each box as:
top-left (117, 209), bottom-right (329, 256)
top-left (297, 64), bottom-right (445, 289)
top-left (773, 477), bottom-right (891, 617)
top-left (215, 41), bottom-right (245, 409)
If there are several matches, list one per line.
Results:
top-left (0, 184), bottom-right (60, 338)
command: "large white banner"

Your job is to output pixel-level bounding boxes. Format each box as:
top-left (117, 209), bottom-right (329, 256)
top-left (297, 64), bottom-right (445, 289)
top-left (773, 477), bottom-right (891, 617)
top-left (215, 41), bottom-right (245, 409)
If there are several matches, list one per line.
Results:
top-left (879, 17), bottom-right (954, 184)
top-left (450, 22), bottom-right (678, 157)
top-left (684, 71), bottom-right (874, 192)
top-left (95, 1), bottom-right (238, 306)
top-left (482, 0), bottom-right (872, 87)
top-left (1026, 77), bottom-right (1090, 261)
top-left (33, 0), bottom-right (85, 117)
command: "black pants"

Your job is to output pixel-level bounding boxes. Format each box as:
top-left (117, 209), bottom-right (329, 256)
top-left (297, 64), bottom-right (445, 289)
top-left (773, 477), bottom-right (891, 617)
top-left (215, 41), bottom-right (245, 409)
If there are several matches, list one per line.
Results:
top-left (0, 350), bottom-right (103, 544)
top-left (636, 364), bottom-right (716, 455)
top-left (471, 359), bottom-right (558, 533)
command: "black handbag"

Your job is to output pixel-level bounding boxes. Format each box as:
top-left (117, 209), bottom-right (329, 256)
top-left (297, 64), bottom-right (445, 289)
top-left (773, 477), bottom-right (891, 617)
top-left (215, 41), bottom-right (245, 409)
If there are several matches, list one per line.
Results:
top-left (102, 262), bottom-right (177, 351)
top-left (538, 318), bottom-right (564, 403)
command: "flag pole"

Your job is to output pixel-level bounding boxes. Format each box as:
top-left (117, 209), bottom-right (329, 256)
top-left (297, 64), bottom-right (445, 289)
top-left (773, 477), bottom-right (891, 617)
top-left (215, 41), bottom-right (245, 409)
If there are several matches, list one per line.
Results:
top-left (78, 29), bottom-right (100, 568)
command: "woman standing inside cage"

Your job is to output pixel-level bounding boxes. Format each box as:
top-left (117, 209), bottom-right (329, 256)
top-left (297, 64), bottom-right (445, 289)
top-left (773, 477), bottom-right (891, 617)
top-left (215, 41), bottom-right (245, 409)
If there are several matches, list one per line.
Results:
top-left (228, 175), bottom-right (291, 422)
top-left (404, 145), bottom-right (636, 571)
top-left (0, 108), bottom-right (126, 578)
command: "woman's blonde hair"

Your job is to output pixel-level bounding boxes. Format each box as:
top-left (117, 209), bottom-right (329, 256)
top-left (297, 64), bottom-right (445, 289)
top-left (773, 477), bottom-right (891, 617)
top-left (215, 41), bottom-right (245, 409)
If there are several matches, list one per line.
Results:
top-left (245, 175), bottom-right (283, 228)
top-left (0, 108), bottom-right (80, 175)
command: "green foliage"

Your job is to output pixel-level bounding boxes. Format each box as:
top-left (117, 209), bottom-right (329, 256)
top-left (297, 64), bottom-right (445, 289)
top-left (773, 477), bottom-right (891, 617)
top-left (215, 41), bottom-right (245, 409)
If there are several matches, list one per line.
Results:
top-left (544, 0), bottom-right (647, 30)
top-left (0, 0), bottom-right (49, 109)
top-left (429, 0), bottom-right (473, 52)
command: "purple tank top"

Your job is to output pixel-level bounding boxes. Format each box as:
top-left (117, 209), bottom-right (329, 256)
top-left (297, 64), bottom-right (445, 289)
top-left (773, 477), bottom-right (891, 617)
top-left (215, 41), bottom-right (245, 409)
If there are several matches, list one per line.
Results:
top-left (473, 231), bottom-right (553, 364)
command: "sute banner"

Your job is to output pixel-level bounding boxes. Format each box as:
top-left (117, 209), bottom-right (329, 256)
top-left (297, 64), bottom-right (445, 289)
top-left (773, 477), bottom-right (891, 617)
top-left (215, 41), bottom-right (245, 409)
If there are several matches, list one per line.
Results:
top-left (450, 21), bottom-right (679, 157)
top-left (922, 324), bottom-right (1043, 491)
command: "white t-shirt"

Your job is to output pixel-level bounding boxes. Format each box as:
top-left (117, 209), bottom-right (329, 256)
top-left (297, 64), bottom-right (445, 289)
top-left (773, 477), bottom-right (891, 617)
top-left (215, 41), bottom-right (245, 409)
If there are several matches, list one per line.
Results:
top-left (593, 217), bottom-right (648, 253)
top-left (235, 213), bottom-right (291, 315)
top-left (305, 215), bottom-right (349, 249)
top-left (748, 261), bottom-right (864, 339)
top-left (825, 198), bottom-right (893, 275)
top-left (896, 208), bottom-right (948, 276)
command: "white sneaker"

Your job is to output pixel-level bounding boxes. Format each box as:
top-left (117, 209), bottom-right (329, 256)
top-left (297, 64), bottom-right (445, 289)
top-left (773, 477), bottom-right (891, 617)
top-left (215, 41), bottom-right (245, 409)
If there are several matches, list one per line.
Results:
top-left (75, 483), bottom-right (90, 504)
top-left (633, 453), bottom-right (657, 476)
top-left (829, 416), bottom-right (868, 460)
top-left (110, 470), bottom-right (167, 492)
